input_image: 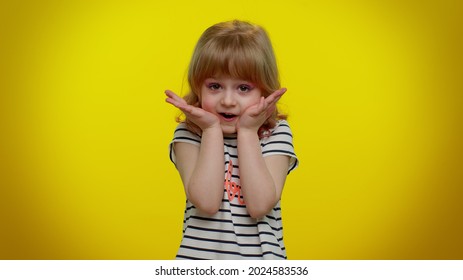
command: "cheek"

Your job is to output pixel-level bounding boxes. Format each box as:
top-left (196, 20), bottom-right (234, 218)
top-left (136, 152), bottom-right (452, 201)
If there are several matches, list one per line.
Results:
top-left (243, 95), bottom-right (262, 109)
top-left (200, 97), bottom-right (216, 113)
top-left (244, 89), bottom-right (263, 107)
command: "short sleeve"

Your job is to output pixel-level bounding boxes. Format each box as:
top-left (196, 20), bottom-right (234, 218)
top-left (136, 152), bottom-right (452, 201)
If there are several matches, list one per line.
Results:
top-left (260, 120), bottom-right (299, 174)
top-left (169, 122), bottom-right (201, 166)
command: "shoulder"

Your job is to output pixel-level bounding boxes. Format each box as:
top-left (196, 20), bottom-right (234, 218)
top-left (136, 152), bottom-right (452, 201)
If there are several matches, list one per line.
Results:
top-left (262, 120), bottom-right (294, 141)
top-left (271, 120), bottom-right (292, 134)
top-left (261, 120), bottom-right (295, 148)
top-left (261, 120), bottom-right (298, 173)
top-left (171, 122), bottom-right (201, 146)
top-left (169, 122), bottom-right (201, 165)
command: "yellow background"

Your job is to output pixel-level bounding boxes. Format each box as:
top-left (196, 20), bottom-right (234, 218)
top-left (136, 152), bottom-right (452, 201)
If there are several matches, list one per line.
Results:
top-left (1, 0), bottom-right (462, 259)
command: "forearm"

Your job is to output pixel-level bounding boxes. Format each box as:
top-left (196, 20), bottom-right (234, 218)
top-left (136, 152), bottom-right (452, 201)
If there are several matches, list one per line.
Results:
top-left (237, 129), bottom-right (277, 218)
top-left (187, 126), bottom-right (224, 215)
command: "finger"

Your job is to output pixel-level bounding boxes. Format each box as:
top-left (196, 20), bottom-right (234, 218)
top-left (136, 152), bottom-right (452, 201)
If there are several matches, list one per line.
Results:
top-left (265, 88), bottom-right (287, 106)
top-left (165, 90), bottom-right (188, 109)
top-left (165, 97), bottom-right (185, 109)
top-left (252, 96), bottom-right (266, 116)
top-left (261, 89), bottom-right (285, 119)
top-left (182, 105), bottom-right (209, 120)
top-left (165, 94), bottom-right (202, 118)
top-left (165, 90), bottom-right (184, 103)
top-left (164, 89), bottom-right (179, 97)
top-left (166, 100), bottom-right (193, 118)
top-left (181, 105), bottom-right (196, 115)
top-left (275, 87), bottom-right (287, 97)
top-left (265, 103), bottom-right (276, 119)
top-left (165, 97), bottom-right (180, 108)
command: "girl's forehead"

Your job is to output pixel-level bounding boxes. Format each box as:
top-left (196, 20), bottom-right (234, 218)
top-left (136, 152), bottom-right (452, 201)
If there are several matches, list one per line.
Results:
top-left (207, 74), bottom-right (250, 81)
top-left (205, 68), bottom-right (256, 82)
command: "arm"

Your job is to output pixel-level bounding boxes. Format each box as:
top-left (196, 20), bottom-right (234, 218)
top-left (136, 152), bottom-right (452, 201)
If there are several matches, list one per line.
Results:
top-left (166, 90), bottom-right (224, 215)
top-left (236, 88), bottom-right (289, 218)
top-left (237, 129), bottom-right (290, 218)
top-left (173, 127), bottom-right (224, 215)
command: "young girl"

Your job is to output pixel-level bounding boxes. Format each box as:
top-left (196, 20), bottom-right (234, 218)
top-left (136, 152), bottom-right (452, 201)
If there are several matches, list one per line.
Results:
top-left (166, 20), bottom-right (298, 260)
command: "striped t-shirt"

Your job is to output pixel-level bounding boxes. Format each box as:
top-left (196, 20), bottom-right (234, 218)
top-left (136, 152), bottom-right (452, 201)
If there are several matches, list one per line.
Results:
top-left (169, 120), bottom-right (298, 260)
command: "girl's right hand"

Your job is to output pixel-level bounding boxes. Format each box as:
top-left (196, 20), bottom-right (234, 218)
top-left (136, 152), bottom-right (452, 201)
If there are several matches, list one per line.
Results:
top-left (165, 90), bottom-right (221, 131)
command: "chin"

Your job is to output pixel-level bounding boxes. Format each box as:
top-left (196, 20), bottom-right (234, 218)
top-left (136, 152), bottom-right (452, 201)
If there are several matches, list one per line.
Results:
top-left (221, 124), bottom-right (237, 135)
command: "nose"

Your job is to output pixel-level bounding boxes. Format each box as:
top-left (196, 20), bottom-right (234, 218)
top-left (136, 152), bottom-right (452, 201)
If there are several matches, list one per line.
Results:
top-left (220, 90), bottom-right (237, 107)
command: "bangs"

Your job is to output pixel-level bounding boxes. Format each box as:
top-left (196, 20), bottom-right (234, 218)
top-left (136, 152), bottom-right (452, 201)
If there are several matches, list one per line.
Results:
top-left (190, 37), bottom-right (265, 91)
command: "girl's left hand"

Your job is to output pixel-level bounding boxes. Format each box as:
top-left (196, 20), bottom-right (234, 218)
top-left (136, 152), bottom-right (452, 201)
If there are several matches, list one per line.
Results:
top-left (237, 88), bottom-right (286, 132)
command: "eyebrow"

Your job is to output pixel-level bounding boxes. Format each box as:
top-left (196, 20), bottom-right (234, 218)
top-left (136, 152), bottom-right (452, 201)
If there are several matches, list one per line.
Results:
top-left (206, 77), bottom-right (252, 84)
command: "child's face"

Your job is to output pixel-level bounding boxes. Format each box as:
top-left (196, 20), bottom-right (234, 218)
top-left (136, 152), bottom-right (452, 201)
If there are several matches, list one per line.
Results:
top-left (201, 75), bottom-right (262, 135)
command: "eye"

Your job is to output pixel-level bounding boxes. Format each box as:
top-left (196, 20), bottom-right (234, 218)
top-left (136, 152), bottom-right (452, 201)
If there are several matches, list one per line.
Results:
top-left (207, 83), bottom-right (221, 90)
top-left (238, 84), bottom-right (252, 92)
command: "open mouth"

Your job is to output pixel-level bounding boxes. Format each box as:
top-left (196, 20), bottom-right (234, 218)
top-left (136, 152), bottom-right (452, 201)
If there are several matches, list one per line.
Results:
top-left (219, 113), bottom-right (237, 120)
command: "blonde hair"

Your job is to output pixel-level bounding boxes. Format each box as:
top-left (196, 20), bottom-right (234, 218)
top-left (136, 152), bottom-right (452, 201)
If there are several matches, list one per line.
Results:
top-left (180, 20), bottom-right (286, 136)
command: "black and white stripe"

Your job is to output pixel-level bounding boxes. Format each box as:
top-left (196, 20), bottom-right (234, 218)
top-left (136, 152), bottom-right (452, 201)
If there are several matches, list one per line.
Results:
top-left (169, 120), bottom-right (298, 259)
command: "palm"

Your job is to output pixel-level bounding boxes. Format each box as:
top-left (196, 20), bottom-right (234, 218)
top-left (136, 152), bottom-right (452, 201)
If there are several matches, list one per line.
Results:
top-left (165, 90), bottom-right (219, 130)
top-left (238, 88), bottom-right (286, 131)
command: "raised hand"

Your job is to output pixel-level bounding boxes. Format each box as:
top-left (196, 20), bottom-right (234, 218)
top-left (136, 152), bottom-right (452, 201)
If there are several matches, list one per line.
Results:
top-left (237, 88), bottom-right (286, 132)
top-left (165, 90), bottom-right (220, 131)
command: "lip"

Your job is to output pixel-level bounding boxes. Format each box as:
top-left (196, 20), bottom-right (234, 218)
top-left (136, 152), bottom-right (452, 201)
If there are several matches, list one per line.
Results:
top-left (219, 113), bottom-right (238, 122)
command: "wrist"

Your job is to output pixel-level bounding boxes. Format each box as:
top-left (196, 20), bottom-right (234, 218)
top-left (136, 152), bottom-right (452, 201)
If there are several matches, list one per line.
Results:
top-left (237, 127), bottom-right (259, 138)
top-left (202, 123), bottom-right (222, 135)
